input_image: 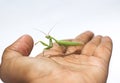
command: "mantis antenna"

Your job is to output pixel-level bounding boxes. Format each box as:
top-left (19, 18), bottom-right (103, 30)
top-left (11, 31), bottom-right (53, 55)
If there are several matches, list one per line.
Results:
top-left (34, 28), bottom-right (47, 36)
top-left (34, 23), bottom-right (57, 36)
top-left (47, 23), bottom-right (57, 35)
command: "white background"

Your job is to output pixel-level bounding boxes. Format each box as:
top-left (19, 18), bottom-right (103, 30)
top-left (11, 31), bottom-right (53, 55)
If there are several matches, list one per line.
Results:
top-left (0, 0), bottom-right (120, 83)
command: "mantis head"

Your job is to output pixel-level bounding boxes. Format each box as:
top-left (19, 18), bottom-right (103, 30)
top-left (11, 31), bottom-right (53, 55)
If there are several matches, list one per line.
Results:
top-left (45, 35), bottom-right (51, 39)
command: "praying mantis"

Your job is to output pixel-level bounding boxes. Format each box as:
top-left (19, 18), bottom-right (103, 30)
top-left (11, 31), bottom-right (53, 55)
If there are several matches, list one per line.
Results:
top-left (35, 27), bottom-right (84, 50)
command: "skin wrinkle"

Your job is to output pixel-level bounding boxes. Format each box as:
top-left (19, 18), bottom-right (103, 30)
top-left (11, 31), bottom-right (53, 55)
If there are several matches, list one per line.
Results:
top-left (51, 56), bottom-right (94, 71)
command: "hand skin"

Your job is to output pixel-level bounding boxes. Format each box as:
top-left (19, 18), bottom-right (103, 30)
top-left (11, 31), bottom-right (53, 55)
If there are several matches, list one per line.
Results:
top-left (0, 31), bottom-right (113, 83)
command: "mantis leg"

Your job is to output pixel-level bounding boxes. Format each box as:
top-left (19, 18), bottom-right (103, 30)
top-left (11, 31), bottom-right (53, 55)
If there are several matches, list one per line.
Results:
top-left (35, 40), bottom-right (48, 46)
top-left (46, 38), bottom-right (53, 49)
top-left (35, 39), bottom-right (53, 49)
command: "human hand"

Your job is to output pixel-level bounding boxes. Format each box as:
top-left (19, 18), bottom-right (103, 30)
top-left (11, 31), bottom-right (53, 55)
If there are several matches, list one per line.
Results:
top-left (0, 31), bottom-right (113, 83)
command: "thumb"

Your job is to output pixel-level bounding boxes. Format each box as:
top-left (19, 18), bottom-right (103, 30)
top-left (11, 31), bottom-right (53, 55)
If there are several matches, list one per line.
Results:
top-left (2, 35), bottom-right (34, 60)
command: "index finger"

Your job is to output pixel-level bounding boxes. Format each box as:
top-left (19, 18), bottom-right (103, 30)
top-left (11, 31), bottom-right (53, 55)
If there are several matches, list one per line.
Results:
top-left (66, 31), bottom-right (94, 55)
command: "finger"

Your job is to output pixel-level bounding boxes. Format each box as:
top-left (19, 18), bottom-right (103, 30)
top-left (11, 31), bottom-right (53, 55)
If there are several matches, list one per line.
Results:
top-left (81, 35), bottom-right (102, 56)
top-left (93, 36), bottom-right (113, 63)
top-left (2, 35), bottom-right (34, 60)
top-left (66, 31), bottom-right (94, 55)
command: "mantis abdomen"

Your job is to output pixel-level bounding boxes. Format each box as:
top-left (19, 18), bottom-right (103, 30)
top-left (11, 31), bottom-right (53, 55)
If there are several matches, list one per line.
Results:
top-left (56, 40), bottom-right (83, 46)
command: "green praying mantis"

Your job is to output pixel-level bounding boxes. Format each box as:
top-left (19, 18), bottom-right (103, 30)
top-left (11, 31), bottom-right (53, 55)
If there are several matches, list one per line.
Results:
top-left (35, 28), bottom-right (84, 50)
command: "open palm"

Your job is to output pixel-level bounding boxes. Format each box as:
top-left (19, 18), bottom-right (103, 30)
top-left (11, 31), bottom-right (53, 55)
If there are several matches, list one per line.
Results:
top-left (0, 31), bottom-right (112, 83)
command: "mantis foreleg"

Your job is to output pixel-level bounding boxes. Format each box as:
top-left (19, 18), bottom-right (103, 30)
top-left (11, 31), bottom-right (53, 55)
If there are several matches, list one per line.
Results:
top-left (35, 39), bottom-right (53, 49)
